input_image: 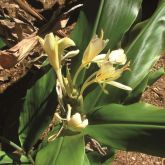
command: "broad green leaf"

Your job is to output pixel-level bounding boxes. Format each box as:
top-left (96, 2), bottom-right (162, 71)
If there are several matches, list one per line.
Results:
top-left (70, 0), bottom-right (142, 111)
top-left (19, 68), bottom-right (57, 151)
top-left (35, 135), bottom-right (85, 165)
top-left (123, 1), bottom-right (165, 89)
top-left (84, 1), bottom-right (165, 107)
top-left (96, 0), bottom-right (142, 50)
top-left (147, 67), bottom-right (164, 86)
top-left (70, 0), bottom-right (142, 75)
top-left (122, 20), bottom-right (148, 49)
top-left (85, 103), bottom-right (165, 157)
top-left (83, 154), bottom-right (90, 165)
top-left (0, 151), bottom-right (30, 164)
top-left (123, 68), bottom-right (164, 104)
top-left (158, 0), bottom-right (165, 6)
top-left (0, 64), bottom-right (52, 151)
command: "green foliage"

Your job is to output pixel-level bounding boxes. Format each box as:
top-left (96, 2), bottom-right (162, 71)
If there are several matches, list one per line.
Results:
top-left (70, 0), bottom-right (142, 78)
top-left (19, 68), bottom-right (57, 152)
top-left (0, 37), bottom-right (6, 49)
top-left (0, 151), bottom-right (30, 164)
top-left (1, 0), bottom-right (165, 164)
top-left (83, 0), bottom-right (165, 109)
top-left (124, 68), bottom-right (164, 103)
top-left (85, 103), bottom-right (165, 157)
top-left (35, 135), bottom-right (85, 165)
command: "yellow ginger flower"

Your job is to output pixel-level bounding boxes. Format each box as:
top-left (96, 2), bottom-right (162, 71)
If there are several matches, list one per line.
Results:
top-left (82, 34), bottom-right (109, 67)
top-left (38, 33), bottom-right (79, 94)
top-left (108, 49), bottom-right (127, 65)
top-left (73, 33), bottom-right (108, 85)
top-left (49, 110), bottom-right (88, 141)
top-left (67, 113), bottom-right (88, 131)
top-left (54, 104), bottom-right (88, 132)
top-left (95, 62), bottom-right (132, 91)
top-left (92, 49), bottom-right (127, 65)
top-left (80, 49), bottom-right (132, 95)
top-left (93, 49), bottom-right (131, 91)
top-left (38, 32), bottom-right (79, 71)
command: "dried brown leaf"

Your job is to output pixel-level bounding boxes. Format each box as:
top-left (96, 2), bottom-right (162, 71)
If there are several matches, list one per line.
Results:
top-left (14, 0), bottom-right (44, 20)
top-left (0, 34), bottom-right (38, 69)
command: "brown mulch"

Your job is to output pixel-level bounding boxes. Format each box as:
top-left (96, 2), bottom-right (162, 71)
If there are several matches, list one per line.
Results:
top-left (141, 55), bottom-right (165, 108)
top-left (113, 151), bottom-right (164, 165)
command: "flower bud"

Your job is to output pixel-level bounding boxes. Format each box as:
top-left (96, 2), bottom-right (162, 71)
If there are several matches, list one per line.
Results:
top-left (109, 49), bottom-right (127, 65)
top-left (67, 113), bottom-right (88, 131)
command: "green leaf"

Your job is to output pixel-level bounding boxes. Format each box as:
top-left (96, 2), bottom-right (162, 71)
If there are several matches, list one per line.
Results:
top-left (86, 148), bottom-right (115, 165)
top-left (71, 0), bottom-right (142, 111)
top-left (19, 68), bottom-right (57, 151)
top-left (123, 1), bottom-right (165, 89)
top-left (35, 135), bottom-right (85, 165)
top-left (123, 68), bottom-right (164, 104)
top-left (83, 154), bottom-right (90, 165)
top-left (0, 151), bottom-right (30, 164)
top-left (96, 0), bottom-right (142, 50)
top-left (122, 20), bottom-right (148, 49)
top-left (87, 152), bottom-right (102, 165)
top-left (70, 0), bottom-right (142, 74)
top-left (84, 1), bottom-right (165, 106)
top-left (85, 103), bottom-right (165, 157)
top-left (0, 64), bottom-right (52, 151)
top-left (147, 67), bottom-right (164, 86)
top-left (0, 37), bottom-right (6, 49)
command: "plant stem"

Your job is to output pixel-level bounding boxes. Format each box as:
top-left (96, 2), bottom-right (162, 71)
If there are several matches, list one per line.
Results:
top-left (56, 69), bottom-right (66, 95)
top-left (73, 65), bottom-right (83, 85)
top-left (0, 136), bottom-right (35, 165)
top-left (66, 104), bottom-right (72, 121)
top-left (84, 71), bottom-right (97, 84)
top-left (0, 136), bottom-right (25, 154)
top-left (27, 153), bottom-right (35, 165)
top-left (48, 124), bottom-right (64, 142)
top-left (80, 80), bottom-right (95, 95)
top-left (92, 0), bottom-right (105, 37)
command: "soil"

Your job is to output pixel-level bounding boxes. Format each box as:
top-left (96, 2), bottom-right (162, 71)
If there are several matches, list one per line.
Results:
top-left (141, 55), bottom-right (165, 108)
top-left (0, 0), bottom-right (165, 164)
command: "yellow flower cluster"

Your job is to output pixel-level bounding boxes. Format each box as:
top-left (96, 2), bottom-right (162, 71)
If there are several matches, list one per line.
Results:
top-left (38, 32), bottom-right (132, 133)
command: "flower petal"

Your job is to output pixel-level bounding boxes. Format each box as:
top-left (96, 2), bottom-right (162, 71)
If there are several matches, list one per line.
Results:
top-left (44, 33), bottom-right (56, 55)
top-left (109, 49), bottom-right (127, 65)
top-left (63, 49), bottom-right (79, 60)
top-left (58, 37), bottom-right (76, 54)
top-left (96, 62), bottom-right (116, 81)
top-left (82, 35), bottom-right (109, 66)
top-left (77, 119), bottom-right (88, 129)
top-left (44, 33), bottom-right (59, 70)
top-left (68, 113), bottom-right (82, 126)
top-left (107, 81), bottom-right (132, 91)
top-left (92, 54), bottom-right (106, 64)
